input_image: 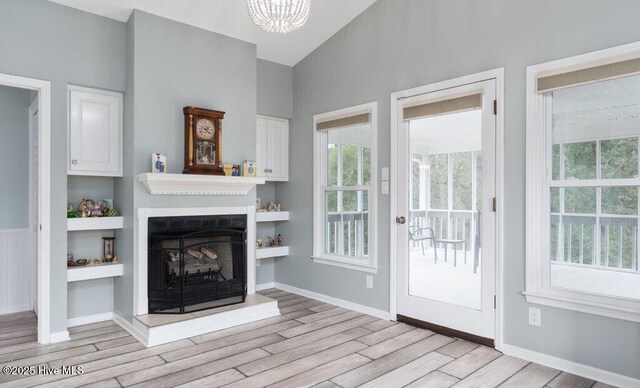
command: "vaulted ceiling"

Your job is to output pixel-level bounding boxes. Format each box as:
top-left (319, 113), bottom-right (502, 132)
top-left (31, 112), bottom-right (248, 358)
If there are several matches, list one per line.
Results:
top-left (48, 0), bottom-right (378, 66)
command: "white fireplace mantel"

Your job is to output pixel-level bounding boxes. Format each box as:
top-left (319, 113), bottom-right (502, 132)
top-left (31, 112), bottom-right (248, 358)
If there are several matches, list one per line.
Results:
top-left (138, 173), bottom-right (265, 195)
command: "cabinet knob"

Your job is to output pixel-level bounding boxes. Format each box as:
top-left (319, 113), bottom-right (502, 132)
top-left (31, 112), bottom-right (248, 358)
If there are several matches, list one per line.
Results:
top-left (264, 169), bottom-right (269, 173)
top-left (71, 160), bottom-right (78, 165)
top-left (269, 169), bottom-right (273, 173)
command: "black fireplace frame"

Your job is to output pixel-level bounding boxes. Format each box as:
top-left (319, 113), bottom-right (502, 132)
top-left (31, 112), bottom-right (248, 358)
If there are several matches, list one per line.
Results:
top-left (147, 215), bottom-right (247, 314)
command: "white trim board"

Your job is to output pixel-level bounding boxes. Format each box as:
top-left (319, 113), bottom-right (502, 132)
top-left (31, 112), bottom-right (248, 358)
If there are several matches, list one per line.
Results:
top-left (67, 312), bottom-right (114, 328)
top-left (0, 304), bottom-right (32, 315)
top-left (256, 282), bottom-right (276, 291)
top-left (389, 68), bottom-right (505, 350)
top-left (274, 282), bottom-right (390, 320)
top-left (113, 313), bottom-right (148, 347)
top-left (0, 72), bottom-right (52, 345)
top-left (502, 344), bottom-right (640, 388)
top-left (49, 330), bottom-right (70, 344)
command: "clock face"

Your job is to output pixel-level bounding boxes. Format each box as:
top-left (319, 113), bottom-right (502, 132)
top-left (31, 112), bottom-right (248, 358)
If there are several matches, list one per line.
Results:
top-left (196, 118), bottom-right (215, 140)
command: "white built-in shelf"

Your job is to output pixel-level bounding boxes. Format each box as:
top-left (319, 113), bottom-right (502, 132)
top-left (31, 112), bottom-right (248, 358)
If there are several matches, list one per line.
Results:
top-left (138, 173), bottom-right (266, 196)
top-left (256, 211), bottom-right (290, 222)
top-left (67, 217), bottom-right (124, 231)
top-left (67, 262), bottom-right (124, 282)
top-left (256, 246), bottom-right (289, 260)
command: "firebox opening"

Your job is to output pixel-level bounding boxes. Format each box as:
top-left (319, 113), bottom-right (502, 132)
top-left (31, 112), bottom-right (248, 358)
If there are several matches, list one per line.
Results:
top-left (147, 214), bottom-right (247, 314)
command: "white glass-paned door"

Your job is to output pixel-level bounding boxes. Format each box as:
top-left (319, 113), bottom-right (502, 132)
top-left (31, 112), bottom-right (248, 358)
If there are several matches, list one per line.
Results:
top-left (396, 79), bottom-right (497, 339)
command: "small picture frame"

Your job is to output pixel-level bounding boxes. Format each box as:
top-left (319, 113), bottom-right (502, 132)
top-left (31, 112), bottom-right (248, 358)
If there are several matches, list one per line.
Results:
top-left (243, 160), bottom-right (256, 177)
top-left (152, 153), bottom-right (167, 173)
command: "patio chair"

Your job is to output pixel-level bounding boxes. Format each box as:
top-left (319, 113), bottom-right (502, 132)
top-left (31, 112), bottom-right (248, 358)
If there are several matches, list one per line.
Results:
top-left (409, 225), bottom-right (438, 262)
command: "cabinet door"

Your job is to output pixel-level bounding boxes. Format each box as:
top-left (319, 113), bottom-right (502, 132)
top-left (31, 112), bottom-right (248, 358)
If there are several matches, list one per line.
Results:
top-left (68, 87), bottom-right (123, 176)
top-left (266, 119), bottom-right (289, 181)
top-left (256, 118), bottom-right (269, 178)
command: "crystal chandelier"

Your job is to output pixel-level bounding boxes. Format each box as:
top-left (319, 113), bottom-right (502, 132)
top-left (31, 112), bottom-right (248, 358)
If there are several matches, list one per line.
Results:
top-left (247, 0), bottom-right (311, 34)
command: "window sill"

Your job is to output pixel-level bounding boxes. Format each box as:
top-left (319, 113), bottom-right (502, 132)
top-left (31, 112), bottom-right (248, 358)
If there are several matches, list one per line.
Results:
top-left (311, 256), bottom-right (378, 274)
top-left (523, 290), bottom-right (640, 323)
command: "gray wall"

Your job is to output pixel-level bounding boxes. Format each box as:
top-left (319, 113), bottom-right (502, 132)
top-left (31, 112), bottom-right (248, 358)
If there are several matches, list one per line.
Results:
top-left (258, 59), bottom-right (293, 119)
top-left (277, 0), bottom-right (640, 379)
top-left (0, 0), bottom-right (127, 333)
top-left (114, 10), bottom-right (259, 322)
top-left (0, 85), bottom-right (31, 229)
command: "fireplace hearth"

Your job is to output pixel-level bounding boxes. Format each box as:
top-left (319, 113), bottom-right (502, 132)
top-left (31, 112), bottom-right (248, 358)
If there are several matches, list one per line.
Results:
top-left (147, 214), bottom-right (247, 314)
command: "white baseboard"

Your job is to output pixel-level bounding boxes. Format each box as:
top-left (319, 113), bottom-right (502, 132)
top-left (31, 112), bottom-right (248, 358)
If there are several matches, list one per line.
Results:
top-left (274, 282), bottom-right (390, 320)
top-left (0, 304), bottom-right (32, 315)
top-left (67, 312), bottom-right (114, 328)
top-left (501, 344), bottom-right (640, 388)
top-left (113, 313), bottom-right (148, 347)
top-left (49, 330), bottom-right (70, 343)
top-left (256, 282), bottom-right (276, 291)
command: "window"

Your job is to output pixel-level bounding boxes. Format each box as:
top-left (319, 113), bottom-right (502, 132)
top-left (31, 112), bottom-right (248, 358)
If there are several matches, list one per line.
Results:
top-left (526, 43), bottom-right (640, 322)
top-left (313, 102), bottom-right (377, 272)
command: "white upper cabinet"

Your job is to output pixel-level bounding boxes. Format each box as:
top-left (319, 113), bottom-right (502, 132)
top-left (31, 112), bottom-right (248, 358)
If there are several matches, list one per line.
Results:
top-left (256, 116), bottom-right (289, 181)
top-left (68, 86), bottom-right (123, 177)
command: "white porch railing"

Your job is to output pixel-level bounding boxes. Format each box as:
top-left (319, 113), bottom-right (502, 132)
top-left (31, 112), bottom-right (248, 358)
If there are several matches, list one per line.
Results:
top-left (409, 210), bottom-right (477, 253)
top-left (326, 211), bottom-right (368, 257)
top-left (550, 214), bottom-right (639, 273)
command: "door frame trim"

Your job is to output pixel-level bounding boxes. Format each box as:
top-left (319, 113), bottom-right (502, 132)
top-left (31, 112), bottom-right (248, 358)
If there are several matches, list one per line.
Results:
top-left (0, 72), bottom-right (52, 344)
top-left (389, 68), bottom-right (505, 350)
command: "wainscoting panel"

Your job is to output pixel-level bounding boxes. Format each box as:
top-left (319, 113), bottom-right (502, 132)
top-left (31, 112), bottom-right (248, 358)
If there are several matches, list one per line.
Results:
top-left (0, 228), bottom-right (34, 315)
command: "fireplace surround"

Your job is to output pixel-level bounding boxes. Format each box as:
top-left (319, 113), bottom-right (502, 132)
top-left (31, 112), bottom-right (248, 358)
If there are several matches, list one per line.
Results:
top-left (135, 207), bottom-right (257, 316)
top-left (147, 214), bottom-right (247, 314)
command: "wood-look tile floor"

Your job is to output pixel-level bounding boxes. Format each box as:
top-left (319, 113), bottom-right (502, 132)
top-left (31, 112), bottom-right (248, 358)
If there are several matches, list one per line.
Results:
top-left (0, 290), bottom-right (611, 388)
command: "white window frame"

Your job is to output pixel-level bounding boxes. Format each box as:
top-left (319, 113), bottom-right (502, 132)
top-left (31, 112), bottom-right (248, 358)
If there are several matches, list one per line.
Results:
top-left (525, 41), bottom-right (640, 322)
top-left (312, 102), bottom-right (378, 273)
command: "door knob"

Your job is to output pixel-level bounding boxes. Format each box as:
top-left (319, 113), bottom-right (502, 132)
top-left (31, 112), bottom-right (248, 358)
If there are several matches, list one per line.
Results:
top-left (71, 159), bottom-right (78, 165)
top-left (396, 216), bottom-right (406, 224)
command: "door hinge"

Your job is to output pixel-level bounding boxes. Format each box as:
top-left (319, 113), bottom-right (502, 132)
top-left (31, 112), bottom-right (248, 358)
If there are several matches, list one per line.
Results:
top-left (492, 197), bottom-right (497, 212)
top-left (493, 295), bottom-right (496, 309)
top-left (493, 99), bottom-right (497, 115)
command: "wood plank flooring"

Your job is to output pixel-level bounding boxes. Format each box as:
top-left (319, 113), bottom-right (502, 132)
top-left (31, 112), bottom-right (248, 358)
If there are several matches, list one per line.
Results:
top-left (0, 290), bottom-right (610, 387)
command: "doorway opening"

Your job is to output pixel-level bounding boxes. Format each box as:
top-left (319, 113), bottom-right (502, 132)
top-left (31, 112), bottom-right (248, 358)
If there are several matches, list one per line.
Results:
top-left (0, 73), bottom-right (51, 344)
top-left (390, 69), bottom-right (504, 348)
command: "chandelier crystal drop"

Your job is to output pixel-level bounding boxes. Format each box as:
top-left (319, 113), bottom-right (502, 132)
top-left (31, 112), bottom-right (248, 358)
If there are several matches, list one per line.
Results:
top-left (247, 0), bottom-right (311, 34)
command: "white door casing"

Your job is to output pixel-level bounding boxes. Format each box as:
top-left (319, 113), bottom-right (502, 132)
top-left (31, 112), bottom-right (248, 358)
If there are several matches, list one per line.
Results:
top-left (0, 72), bottom-right (52, 344)
top-left (390, 69), bottom-right (505, 346)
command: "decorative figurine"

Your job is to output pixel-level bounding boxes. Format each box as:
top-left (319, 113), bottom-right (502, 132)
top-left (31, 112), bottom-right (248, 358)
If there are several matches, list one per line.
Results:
top-left (256, 239), bottom-right (263, 248)
top-left (97, 200), bottom-right (111, 214)
top-left (267, 235), bottom-right (277, 247)
top-left (78, 199), bottom-right (95, 218)
top-left (276, 234), bottom-right (284, 246)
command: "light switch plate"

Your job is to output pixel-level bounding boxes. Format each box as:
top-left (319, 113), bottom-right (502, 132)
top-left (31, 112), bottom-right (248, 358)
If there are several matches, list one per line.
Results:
top-left (382, 181), bottom-right (389, 194)
top-left (366, 275), bottom-right (373, 289)
top-left (381, 167), bottom-right (389, 181)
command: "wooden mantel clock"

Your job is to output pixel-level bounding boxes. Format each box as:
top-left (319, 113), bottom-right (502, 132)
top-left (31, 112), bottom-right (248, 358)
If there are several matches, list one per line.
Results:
top-left (183, 106), bottom-right (225, 175)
